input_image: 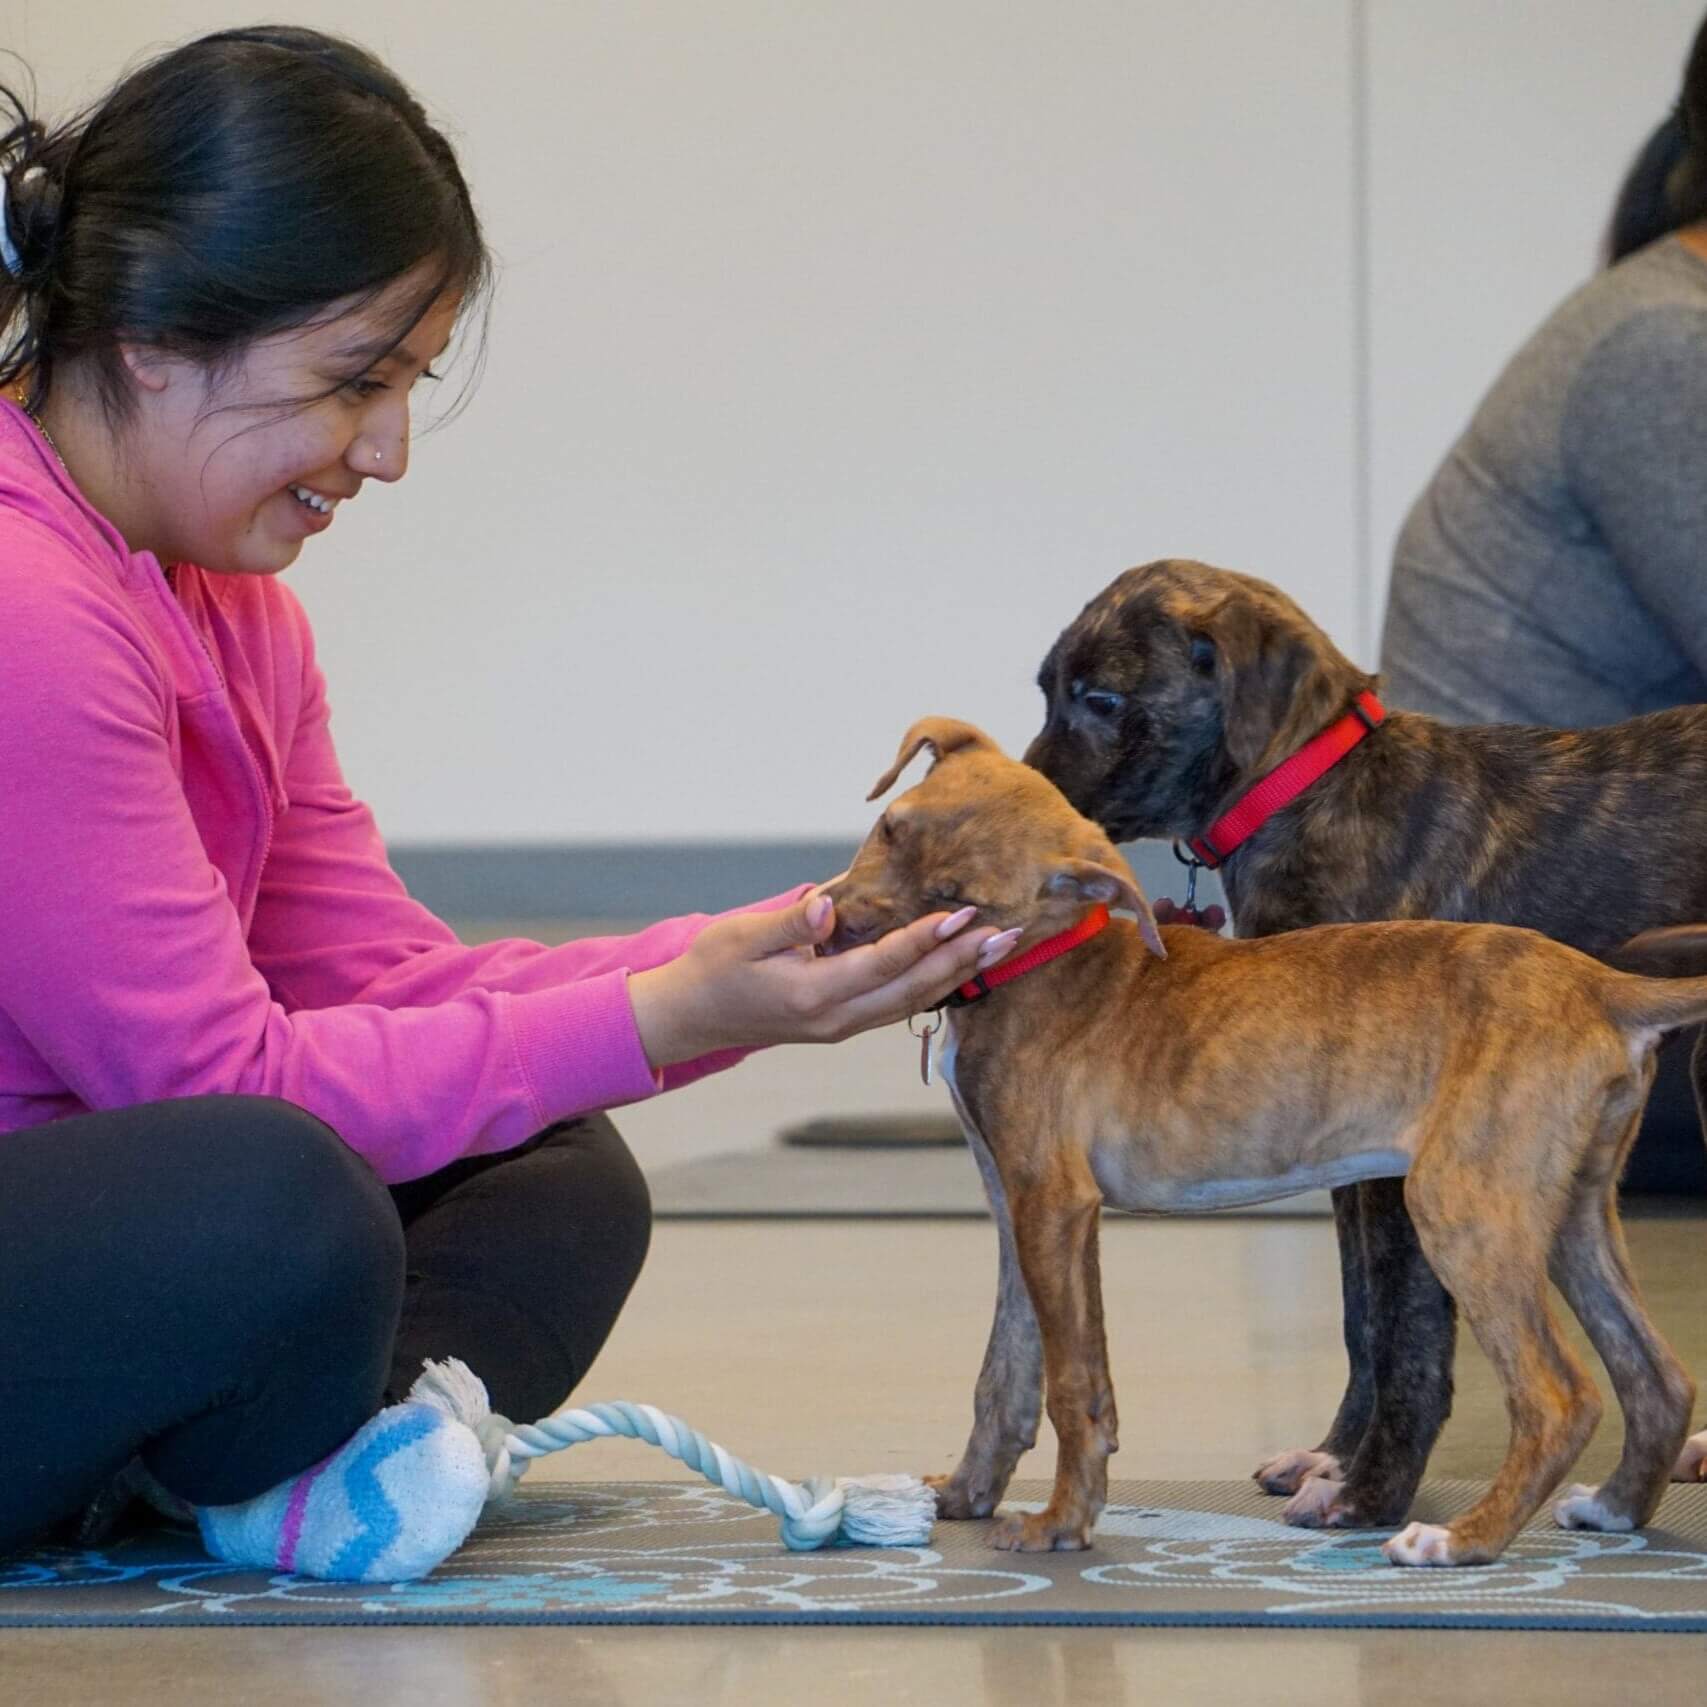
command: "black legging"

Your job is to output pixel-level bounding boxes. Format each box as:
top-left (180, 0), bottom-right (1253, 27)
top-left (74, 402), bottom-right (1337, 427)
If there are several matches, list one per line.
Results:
top-left (0, 1096), bottom-right (651, 1558)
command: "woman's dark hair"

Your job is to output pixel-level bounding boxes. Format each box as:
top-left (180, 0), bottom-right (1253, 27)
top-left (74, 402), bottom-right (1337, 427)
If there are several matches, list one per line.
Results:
top-left (1606, 9), bottom-right (1707, 263)
top-left (0, 26), bottom-right (490, 421)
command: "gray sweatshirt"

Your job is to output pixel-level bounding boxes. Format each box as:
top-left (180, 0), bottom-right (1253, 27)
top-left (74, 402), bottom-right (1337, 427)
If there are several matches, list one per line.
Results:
top-left (1380, 237), bottom-right (1707, 727)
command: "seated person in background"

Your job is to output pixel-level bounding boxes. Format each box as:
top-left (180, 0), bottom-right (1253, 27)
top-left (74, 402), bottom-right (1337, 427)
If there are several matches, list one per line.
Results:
top-left (1380, 11), bottom-right (1707, 1193)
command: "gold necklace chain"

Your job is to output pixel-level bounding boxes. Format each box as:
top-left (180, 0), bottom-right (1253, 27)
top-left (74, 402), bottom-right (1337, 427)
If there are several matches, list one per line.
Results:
top-left (9, 387), bottom-right (174, 583)
top-left (8, 387), bottom-right (69, 475)
top-left (30, 411), bottom-right (67, 475)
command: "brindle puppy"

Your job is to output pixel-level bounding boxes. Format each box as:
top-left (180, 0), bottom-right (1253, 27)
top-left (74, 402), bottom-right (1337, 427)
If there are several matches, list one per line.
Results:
top-left (1025, 557), bottom-right (1707, 1529)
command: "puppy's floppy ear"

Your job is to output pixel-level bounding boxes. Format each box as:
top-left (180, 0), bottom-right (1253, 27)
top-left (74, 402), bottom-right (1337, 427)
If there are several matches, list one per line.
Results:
top-left (867, 717), bottom-right (1002, 801)
top-left (1200, 590), bottom-right (1375, 775)
top-left (1042, 856), bottom-right (1166, 959)
top-left (1201, 596), bottom-right (1291, 773)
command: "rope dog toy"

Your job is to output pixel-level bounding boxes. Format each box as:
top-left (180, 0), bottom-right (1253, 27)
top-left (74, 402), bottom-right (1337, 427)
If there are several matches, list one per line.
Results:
top-left (412, 1359), bottom-right (938, 1552)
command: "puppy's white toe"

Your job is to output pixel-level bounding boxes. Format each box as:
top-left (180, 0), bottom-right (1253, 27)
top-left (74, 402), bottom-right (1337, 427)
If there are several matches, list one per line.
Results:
top-left (1383, 1522), bottom-right (1456, 1567)
top-left (1254, 1448), bottom-right (1343, 1495)
top-left (1282, 1473), bottom-right (1348, 1527)
top-left (1673, 1431), bottom-right (1707, 1483)
top-left (1553, 1484), bottom-right (1634, 1532)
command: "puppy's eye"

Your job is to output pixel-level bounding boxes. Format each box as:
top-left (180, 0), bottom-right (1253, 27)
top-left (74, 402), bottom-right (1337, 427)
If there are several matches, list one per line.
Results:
top-left (1188, 634), bottom-right (1217, 676)
top-left (1069, 678), bottom-right (1125, 716)
top-left (879, 816), bottom-right (895, 844)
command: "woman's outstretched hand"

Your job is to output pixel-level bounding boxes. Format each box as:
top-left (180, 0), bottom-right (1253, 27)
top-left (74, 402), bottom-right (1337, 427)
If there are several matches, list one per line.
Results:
top-left (627, 889), bottom-right (1003, 1069)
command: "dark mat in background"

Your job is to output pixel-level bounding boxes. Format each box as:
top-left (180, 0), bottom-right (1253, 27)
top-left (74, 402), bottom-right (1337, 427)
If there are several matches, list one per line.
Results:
top-left (783, 1113), bottom-right (967, 1148)
top-left (7, 1479), bottom-right (1707, 1629)
top-left (650, 1129), bottom-right (1334, 1219)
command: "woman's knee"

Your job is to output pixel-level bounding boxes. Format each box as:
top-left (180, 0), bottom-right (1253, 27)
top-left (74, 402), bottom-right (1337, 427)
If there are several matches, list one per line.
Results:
top-left (444, 1112), bottom-right (652, 1308)
top-left (556, 1113), bottom-right (652, 1281)
top-left (190, 1097), bottom-right (406, 1324)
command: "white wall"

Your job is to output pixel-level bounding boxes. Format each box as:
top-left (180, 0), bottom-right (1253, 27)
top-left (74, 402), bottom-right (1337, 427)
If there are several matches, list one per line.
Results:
top-left (17, 2), bottom-right (1701, 843)
top-left (1365, 0), bottom-right (1701, 629)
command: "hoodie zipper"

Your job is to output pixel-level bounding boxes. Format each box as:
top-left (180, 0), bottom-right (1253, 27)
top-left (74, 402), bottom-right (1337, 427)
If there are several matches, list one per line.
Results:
top-left (158, 564), bottom-right (277, 912)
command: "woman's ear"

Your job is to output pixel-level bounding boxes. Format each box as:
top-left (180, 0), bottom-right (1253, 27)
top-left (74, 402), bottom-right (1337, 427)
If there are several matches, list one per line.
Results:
top-left (1041, 858), bottom-right (1166, 958)
top-left (118, 344), bottom-right (179, 394)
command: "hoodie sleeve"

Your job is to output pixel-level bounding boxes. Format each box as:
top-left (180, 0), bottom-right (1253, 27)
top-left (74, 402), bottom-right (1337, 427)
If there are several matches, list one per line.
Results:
top-left (0, 558), bottom-right (796, 1180)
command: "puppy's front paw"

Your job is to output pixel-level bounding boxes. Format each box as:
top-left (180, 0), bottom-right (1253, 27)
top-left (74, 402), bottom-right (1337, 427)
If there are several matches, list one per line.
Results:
top-left (1382, 1522), bottom-right (1457, 1567)
top-left (991, 1510), bottom-right (1092, 1552)
top-left (924, 1473), bottom-right (998, 1521)
top-left (1673, 1431), bottom-right (1707, 1483)
top-left (1553, 1483), bottom-right (1635, 1532)
top-left (1254, 1448), bottom-right (1342, 1496)
top-left (1281, 1473), bottom-right (1353, 1528)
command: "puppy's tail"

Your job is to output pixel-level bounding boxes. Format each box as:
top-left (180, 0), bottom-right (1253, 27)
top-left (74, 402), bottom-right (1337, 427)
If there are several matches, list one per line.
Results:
top-left (1607, 924), bottom-right (1707, 979)
top-left (1602, 924), bottom-right (1707, 1032)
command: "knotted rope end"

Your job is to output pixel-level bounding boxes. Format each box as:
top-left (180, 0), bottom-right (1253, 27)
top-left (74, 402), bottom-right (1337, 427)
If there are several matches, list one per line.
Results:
top-left (407, 1357), bottom-right (525, 1505)
top-left (408, 1357), bottom-right (492, 1426)
top-left (776, 1473), bottom-right (937, 1550)
top-left (832, 1473), bottom-right (936, 1548)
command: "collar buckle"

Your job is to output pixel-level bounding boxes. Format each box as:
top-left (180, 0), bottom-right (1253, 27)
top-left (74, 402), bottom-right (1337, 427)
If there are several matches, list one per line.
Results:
top-left (942, 973), bottom-right (992, 1010)
top-left (1349, 696), bottom-right (1383, 734)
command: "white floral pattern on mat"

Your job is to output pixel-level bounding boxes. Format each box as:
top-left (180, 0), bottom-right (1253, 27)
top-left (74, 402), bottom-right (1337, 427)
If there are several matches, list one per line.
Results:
top-left (4, 1484), bottom-right (1706, 1625)
top-left (1074, 1508), bottom-right (1707, 1620)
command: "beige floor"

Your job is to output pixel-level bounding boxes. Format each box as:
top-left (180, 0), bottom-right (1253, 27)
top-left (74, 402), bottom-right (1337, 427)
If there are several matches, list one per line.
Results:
top-left (7, 1213), bottom-right (1706, 1704)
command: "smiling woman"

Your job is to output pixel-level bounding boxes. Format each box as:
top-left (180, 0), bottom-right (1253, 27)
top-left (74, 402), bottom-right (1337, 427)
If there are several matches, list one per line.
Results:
top-left (1, 23), bottom-right (482, 577)
top-left (0, 24), bottom-right (1000, 1588)
top-left (55, 270), bottom-right (464, 574)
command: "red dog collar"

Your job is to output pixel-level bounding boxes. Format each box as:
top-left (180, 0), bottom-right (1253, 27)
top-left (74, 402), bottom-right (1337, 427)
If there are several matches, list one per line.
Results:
top-left (1187, 691), bottom-right (1386, 869)
top-left (942, 904), bottom-right (1111, 1009)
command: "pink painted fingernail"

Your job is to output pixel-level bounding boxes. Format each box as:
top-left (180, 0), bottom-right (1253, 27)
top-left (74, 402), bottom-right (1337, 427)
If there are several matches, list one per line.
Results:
top-left (934, 905), bottom-right (978, 940)
top-left (807, 894), bottom-right (831, 930)
top-left (977, 928), bottom-right (1022, 968)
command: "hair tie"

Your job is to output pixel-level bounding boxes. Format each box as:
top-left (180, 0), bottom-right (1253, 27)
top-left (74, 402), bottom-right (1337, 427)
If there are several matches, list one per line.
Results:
top-left (0, 163), bottom-right (47, 279)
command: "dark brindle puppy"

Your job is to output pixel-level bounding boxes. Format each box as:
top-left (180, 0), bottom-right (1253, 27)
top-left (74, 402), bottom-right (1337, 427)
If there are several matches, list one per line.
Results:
top-left (1025, 557), bottom-right (1707, 1528)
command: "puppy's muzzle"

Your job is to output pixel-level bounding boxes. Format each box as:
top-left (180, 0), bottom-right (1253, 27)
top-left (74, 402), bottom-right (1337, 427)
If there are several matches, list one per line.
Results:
top-left (826, 901), bottom-right (889, 955)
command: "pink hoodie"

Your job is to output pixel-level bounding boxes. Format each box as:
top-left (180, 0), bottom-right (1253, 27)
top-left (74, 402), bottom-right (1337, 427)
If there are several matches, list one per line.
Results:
top-left (0, 401), bottom-right (805, 1181)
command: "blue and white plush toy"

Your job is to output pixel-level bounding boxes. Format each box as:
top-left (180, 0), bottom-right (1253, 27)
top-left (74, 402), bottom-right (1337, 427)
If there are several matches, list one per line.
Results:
top-left (195, 1393), bottom-right (492, 1583)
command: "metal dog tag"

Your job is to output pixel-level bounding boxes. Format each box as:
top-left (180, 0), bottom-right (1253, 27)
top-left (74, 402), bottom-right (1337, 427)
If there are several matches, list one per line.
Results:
top-left (909, 1012), bottom-right (943, 1086)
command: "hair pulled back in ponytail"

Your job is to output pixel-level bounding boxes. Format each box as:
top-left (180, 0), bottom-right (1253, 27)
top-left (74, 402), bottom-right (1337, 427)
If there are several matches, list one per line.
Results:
top-left (0, 26), bottom-right (490, 421)
top-left (1606, 10), bottom-right (1707, 263)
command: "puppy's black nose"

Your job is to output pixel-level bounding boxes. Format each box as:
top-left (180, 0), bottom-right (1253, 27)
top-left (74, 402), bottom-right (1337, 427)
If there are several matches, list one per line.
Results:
top-left (829, 911), bottom-right (884, 952)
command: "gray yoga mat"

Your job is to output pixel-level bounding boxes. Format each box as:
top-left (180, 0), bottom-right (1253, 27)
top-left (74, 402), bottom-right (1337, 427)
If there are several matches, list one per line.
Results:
top-left (7, 1480), bottom-right (1706, 1629)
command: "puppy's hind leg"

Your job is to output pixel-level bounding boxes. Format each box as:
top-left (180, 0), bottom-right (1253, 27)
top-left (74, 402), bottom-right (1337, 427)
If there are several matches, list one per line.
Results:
top-left (1673, 1031), bottom-right (1707, 1482)
top-left (1552, 1096), bottom-right (1694, 1531)
top-left (927, 1122), bottom-right (1043, 1520)
top-left (1386, 1148), bottom-right (1601, 1568)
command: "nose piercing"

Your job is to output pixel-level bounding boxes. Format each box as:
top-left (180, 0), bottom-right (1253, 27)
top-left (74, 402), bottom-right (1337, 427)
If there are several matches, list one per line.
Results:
top-left (373, 449), bottom-right (383, 464)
